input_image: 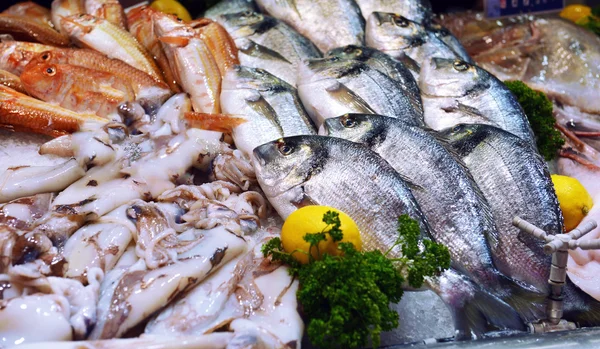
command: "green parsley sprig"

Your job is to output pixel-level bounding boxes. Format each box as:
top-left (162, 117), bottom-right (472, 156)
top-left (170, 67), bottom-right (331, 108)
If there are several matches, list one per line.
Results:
top-left (262, 212), bottom-right (450, 348)
top-left (504, 80), bottom-right (565, 160)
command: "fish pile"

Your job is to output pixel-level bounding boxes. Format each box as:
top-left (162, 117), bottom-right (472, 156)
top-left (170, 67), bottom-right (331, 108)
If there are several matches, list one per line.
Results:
top-left (0, 0), bottom-right (600, 348)
top-left (439, 12), bottom-right (600, 305)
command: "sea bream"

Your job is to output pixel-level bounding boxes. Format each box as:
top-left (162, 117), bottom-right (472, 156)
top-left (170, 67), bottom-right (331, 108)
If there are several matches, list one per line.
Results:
top-left (297, 57), bottom-right (424, 127)
top-left (253, 134), bottom-right (525, 336)
top-left (254, 0), bottom-right (365, 53)
top-left (420, 58), bottom-right (535, 146)
top-left (326, 45), bottom-right (422, 115)
top-left (365, 12), bottom-right (472, 72)
top-left (252, 135), bottom-right (430, 255)
top-left (216, 11), bottom-right (321, 86)
top-left (440, 124), bottom-right (600, 326)
top-left (321, 113), bottom-right (539, 317)
top-left (220, 66), bottom-right (316, 156)
top-left (321, 114), bottom-right (501, 287)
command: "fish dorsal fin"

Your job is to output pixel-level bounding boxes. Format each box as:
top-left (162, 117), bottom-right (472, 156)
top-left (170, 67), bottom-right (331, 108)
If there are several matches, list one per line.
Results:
top-left (324, 81), bottom-right (376, 114)
top-left (396, 172), bottom-right (425, 192)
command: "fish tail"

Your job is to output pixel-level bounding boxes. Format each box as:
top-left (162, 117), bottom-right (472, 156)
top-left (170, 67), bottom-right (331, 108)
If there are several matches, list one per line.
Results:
top-left (428, 272), bottom-right (526, 339)
top-left (454, 285), bottom-right (527, 339)
top-left (500, 277), bottom-right (547, 323)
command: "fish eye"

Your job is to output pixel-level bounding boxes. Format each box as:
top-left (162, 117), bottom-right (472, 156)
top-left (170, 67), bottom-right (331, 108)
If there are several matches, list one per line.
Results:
top-left (341, 116), bottom-right (357, 128)
top-left (392, 15), bottom-right (409, 28)
top-left (277, 142), bottom-right (294, 156)
top-left (453, 60), bottom-right (469, 71)
top-left (451, 125), bottom-right (463, 133)
top-left (41, 52), bottom-right (51, 61)
top-left (329, 57), bottom-right (340, 62)
top-left (45, 66), bottom-right (56, 76)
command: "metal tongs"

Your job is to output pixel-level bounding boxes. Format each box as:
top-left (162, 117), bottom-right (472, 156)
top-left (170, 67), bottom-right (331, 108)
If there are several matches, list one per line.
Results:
top-left (513, 216), bottom-right (600, 333)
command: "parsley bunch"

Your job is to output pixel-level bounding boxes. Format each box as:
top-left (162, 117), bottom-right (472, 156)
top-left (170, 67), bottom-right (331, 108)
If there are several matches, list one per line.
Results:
top-left (262, 212), bottom-right (450, 348)
top-left (504, 80), bottom-right (564, 160)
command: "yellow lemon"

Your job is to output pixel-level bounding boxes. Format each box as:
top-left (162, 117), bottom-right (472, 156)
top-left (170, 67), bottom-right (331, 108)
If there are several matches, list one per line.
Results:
top-left (280, 205), bottom-right (362, 264)
top-left (150, 0), bottom-right (192, 21)
top-left (560, 5), bottom-right (592, 23)
top-left (551, 174), bottom-right (594, 231)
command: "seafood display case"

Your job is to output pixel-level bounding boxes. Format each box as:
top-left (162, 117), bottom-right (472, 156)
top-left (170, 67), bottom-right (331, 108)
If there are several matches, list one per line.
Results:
top-left (2, 0), bottom-right (600, 349)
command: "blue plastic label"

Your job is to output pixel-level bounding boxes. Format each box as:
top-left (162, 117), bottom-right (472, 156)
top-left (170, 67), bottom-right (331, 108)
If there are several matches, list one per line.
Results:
top-left (485, 0), bottom-right (564, 18)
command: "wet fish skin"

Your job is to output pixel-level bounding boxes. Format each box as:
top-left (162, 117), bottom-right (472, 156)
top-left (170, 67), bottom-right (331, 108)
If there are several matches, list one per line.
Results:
top-left (221, 66), bottom-right (315, 156)
top-left (217, 11), bottom-right (321, 86)
top-left (84, 0), bottom-right (127, 30)
top-left (127, 6), bottom-right (181, 92)
top-left (355, 0), bottom-right (433, 25)
top-left (21, 61), bottom-right (134, 118)
top-left (202, 0), bottom-right (259, 20)
top-left (154, 13), bottom-right (221, 113)
top-left (365, 12), bottom-right (471, 67)
top-left (28, 48), bottom-right (172, 107)
top-left (0, 69), bottom-right (27, 94)
top-left (0, 84), bottom-right (105, 137)
top-left (254, 0), bottom-right (365, 53)
top-left (51, 0), bottom-right (86, 35)
top-left (420, 57), bottom-right (535, 145)
top-left (297, 57), bottom-right (424, 128)
top-left (0, 15), bottom-right (70, 46)
top-left (0, 41), bottom-right (56, 76)
top-left (61, 14), bottom-right (164, 83)
top-left (321, 113), bottom-right (507, 291)
top-left (252, 135), bottom-right (430, 258)
top-left (326, 45), bottom-right (422, 115)
top-left (3, 1), bottom-right (53, 28)
top-left (192, 20), bottom-right (239, 79)
top-left (439, 124), bottom-right (560, 294)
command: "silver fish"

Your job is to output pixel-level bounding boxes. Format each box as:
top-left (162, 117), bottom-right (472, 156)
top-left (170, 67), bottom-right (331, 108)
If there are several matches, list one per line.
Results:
top-left (420, 57), bottom-right (535, 145)
top-left (297, 57), bottom-right (424, 128)
top-left (321, 113), bottom-right (540, 320)
top-left (440, 124), bottom-right (559, 294)
top-left (441, 124), bottom-right (600, 326)
top-left (326, 45), bottom-right (422, 115)
top-left (253, 134), bottom-right (525, 336)
top-left (365, 12), bottom-right (472, 69)
top-left (254, 0), bottom-right (364, 53)
top-left (252, 135), bottom-right (429, 257)
top-left (221, 66), bottom-right (316, 156)
top-left (320, 114), bottom-right (502, 287)
top-left (202, 0), bottom-right (259, 20)
top-left (355, 0), bottom-right (433, 25)
top-left (217, 11), bottom-right (321, 86)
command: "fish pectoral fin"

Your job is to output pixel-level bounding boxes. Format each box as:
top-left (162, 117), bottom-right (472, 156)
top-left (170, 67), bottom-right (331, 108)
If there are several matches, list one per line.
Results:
top-left (159, 36), bottom-right (190, 47)
top-left (184, 112), bottom-right (246, 133)
top-left (441, 102), bottom-right (484, 118)
top-left (396, 173), bottom-right (425, 192)
top-left (237, 39), bottom-right (292, 64)
top-left (291, 188), bottom-right (317, 209)
top-left (397, 53), bottom-right (421, 73)
top-left (325, 81), bottom-right (376, 114)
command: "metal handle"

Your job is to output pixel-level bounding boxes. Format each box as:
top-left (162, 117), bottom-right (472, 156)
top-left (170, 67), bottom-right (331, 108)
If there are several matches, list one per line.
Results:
top-left (568, 220), bottom-right (598, 240)
top-left (513, 216), bottom-right (551, 242)
top-left (571, 239), bottom-right (600, 250)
